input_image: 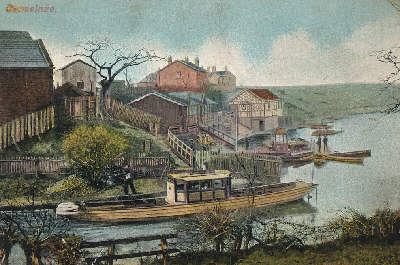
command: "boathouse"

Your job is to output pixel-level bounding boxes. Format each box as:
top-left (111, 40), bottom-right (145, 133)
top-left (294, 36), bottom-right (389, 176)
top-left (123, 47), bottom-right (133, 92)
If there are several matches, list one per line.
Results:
top-left (166, 170), bottom-right (231, 204)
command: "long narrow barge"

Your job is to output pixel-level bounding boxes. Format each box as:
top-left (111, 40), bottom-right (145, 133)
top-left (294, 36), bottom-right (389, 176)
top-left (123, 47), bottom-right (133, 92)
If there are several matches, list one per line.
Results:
top-left (58, 170), bottom-right (316, 223)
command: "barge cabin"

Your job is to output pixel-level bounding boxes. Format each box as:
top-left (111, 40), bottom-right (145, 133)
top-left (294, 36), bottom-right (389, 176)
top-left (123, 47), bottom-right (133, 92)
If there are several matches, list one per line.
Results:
top-left (166, 170), bottom-right (231, 204)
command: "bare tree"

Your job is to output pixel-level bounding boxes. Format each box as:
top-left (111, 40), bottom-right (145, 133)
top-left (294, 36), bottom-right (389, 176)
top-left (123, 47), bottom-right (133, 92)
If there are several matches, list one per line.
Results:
top-left (71, 38), bottom-right (163, 115)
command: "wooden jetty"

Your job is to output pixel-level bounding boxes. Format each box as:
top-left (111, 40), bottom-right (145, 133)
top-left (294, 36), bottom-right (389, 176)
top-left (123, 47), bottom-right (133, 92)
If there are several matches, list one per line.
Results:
top-left (58, 170), bottom-right (316, 223)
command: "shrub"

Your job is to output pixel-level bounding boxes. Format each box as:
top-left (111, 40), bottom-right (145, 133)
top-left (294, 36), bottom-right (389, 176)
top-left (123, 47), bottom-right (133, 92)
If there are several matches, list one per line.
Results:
top-left (62, 124), bottom-right (129, 188)
top-left (47, 175), bottom-right (95, 199)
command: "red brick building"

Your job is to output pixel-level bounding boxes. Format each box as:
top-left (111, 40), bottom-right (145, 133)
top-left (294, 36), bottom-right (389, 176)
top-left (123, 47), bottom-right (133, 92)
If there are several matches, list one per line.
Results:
top-left (156, 57), bottom-right (207, 93)
top-left (0, 31), bottom-right (53, 124)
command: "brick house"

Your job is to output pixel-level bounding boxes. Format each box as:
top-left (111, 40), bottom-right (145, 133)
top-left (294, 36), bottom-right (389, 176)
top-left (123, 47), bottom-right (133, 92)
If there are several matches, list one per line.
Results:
top-left (54, 59), bottom-right (97, 95)
top-left (229, 89), bottom-right (282, 135)
top-left (137, 72), bottom-right (158, 88)
top-left (208, 66), bottom-right (236, 91)
top-left (156, 57), bottom-right (207, 93)
top-left (128, 92), bottom-right (217, 134)
top-left (0, 31), bottom-right (53, 124)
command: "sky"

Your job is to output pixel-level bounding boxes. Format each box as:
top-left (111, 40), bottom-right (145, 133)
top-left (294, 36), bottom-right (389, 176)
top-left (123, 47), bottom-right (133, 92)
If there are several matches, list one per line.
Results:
top-left (1, 0), bottom-right (400, 86)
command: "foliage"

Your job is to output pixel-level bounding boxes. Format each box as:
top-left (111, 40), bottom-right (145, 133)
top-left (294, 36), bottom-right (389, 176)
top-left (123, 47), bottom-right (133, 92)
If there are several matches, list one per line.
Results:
top-left (328, 208), bottom-right (400, 242)
top-left (62, 124), bottom-right (130, 188)
top-left (47, 175), bottom-right (95, 199)
top-left (42, 236), bottom-right (82, 265)
top-left (176, 205), bottom-right (251, 253)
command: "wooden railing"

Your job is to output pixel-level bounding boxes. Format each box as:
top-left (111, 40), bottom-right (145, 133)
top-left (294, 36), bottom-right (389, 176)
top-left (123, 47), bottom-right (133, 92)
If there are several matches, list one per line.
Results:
top-left (199, 125), bottom-right (235, 146)
top-left (194, 151), bottom-right (281, 176)
top-left (167, 128), bottom-right (193, 166)
top-left (81, 233), bottom-right (179, 265)
top-left (0, 156), bottom-right (170, 176)
top-left (0, 105), bottom-right (55, 150)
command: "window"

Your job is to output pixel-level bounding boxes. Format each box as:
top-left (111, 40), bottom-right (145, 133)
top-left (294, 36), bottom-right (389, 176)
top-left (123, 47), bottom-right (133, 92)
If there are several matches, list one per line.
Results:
top-left (176, 181), bottom-right (185, 192)
top-left (201, 180), bottom-right (212, 190)
top-left (213, 179), bottom-right (225, 189)
top-left (188, 181), bottom-right (200, 191)
top-left (77, 81), bottom-right (84, 90)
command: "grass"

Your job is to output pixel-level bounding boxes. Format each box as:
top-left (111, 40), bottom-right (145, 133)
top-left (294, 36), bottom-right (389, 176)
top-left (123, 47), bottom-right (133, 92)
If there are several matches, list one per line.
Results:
top-left (2, 118), bottom-right (186, 167)
top-left (0, 175), bottom-right (167, 206)
top-left (152, 240), bottom-right (400, 265)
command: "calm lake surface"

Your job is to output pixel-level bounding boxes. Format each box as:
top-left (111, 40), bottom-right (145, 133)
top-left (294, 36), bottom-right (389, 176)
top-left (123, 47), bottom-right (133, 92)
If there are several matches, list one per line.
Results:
top-left (70, 112), bottom-right (400, 243)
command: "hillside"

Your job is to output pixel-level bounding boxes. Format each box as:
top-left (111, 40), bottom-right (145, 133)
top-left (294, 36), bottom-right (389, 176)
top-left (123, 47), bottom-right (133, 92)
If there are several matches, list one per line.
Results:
top-left (237, 83), bottom-right (398, 125)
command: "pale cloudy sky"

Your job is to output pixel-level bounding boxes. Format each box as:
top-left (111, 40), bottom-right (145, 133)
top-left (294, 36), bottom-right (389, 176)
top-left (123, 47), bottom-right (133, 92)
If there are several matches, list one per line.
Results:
top-left (1, 0), bottom-right (399, 86)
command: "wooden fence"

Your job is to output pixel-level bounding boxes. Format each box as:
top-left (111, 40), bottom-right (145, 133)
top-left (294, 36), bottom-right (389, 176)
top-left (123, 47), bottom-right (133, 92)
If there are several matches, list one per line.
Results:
top-left (195, 150), bottom-right (281, 177)
top-left (0, 106), bottom-right (55, 150)
top-left (0, 156), bottom-right (170, 177)
top-left (63, 96), bottom-right (97, 120)
top-left (105, 98), bottom-right (161, 136)
top-left (167, 128), bottom-right (193, 166)
top-left (81, 233), bottom-right (179, 265)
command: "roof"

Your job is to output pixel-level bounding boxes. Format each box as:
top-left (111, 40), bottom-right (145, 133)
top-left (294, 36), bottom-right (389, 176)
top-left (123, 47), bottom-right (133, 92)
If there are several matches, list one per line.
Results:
top-left (176, 60), bottom-right (206, 72)
top-left (128, 91), bottom-right (217, 106)
top-left (0, 31), bottom-right (32, 40)
top-left (159, 60), bottom-right (207, 74)
top-left (168, 92), bottom-right (217, 105)
top-left (169, 170), bottom-right (230, 182)
top-left (60, 59), bottom-right (96, 70)
top-left (211, 71), bottom-right (232, 76)
top-left (311, 129), bottom-right (338, 136)
top-left (275, 128), bottom-right (287, 135)
top-left (54, 82), bottom-right (91, 97)
top-left (249, 89), bottom-right (279, 100)
top-left (0, 40), bottom-right (53, 68)
top-left (138, 72), bottom-right (158, 83)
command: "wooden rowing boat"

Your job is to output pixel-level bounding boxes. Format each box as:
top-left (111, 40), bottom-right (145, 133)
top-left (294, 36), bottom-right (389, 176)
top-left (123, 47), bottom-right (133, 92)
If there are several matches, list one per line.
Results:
top-left (61, 181), bottom-right (316, 223)
top-left (314, 153), bottom-right (363, 164)
top-left (329, 150), bottom-right (371, 158)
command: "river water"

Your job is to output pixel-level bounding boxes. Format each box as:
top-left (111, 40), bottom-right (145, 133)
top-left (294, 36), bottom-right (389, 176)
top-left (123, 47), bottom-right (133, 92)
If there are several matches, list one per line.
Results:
top-left (69, 112), bottom-right (400, 247)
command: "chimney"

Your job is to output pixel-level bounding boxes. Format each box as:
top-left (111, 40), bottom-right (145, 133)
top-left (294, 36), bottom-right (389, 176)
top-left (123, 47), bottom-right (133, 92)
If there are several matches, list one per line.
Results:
top-left (167, 56), bottom-right (172, 64)
top-left (207, 66), bottom-right (210, 72)
top-left (184, 56), bottom-right (189, 62)
top-left (194, 57), bottom-right (199, 66)
top-left (224, 66), bottom-right (228, 71)
top-left (212, 66), bottom-right (216, 72)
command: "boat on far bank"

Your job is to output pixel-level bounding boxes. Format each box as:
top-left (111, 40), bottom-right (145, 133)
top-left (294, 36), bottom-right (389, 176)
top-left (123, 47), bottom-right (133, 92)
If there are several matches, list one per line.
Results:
top-left (57, 170), bottom-right (317, 223)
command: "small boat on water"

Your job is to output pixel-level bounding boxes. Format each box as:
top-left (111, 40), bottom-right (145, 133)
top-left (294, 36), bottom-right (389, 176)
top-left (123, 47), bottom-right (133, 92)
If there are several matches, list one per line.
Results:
top-left (329, 150), bottom-right (371, 158)
top-left (57, 170), bottom-right (317, 223)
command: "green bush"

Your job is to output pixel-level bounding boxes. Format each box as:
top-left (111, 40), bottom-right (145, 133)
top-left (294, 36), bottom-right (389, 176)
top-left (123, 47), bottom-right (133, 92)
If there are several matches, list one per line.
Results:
top-left (47, 175), bottom-right (95, 199)
top-left (62, 124), bottom-right (129, 188)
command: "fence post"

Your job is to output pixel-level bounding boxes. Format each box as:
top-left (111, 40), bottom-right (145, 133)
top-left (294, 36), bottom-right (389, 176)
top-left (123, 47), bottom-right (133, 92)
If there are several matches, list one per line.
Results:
top-left (160, 236), bottom-right (168, 265)
top-left (107, 243), bottom-right (115, 265)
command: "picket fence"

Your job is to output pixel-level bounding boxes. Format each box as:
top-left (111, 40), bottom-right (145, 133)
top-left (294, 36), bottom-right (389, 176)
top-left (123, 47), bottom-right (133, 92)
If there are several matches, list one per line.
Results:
top-left (0, 106), bottom-right (55, 150)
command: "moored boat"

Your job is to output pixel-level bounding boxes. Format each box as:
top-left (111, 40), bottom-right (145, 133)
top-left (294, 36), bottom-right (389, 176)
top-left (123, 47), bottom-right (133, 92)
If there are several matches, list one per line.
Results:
top-left (57, 170), bottom-right (317, 223)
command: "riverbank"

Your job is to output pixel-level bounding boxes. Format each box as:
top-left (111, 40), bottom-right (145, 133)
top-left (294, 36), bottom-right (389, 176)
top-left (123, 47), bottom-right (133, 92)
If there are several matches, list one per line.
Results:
top-left (158, 239), bottom-right (400, 265)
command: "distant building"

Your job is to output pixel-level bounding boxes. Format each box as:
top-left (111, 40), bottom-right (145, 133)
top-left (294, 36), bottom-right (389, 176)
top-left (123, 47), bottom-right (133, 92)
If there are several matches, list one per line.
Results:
top-left (54, 59), bottom-right (97, 95)
top-left (0, 31), bottom-right (53, 124)
top-left (229, 89), bottom-right (282, 135)
top-left (137, 72), bottom-right (158, 88)
top-left (208, 66), bottom-right (236, 91)
top-left (156, 57), bottom-right (208, 93)
top-left (128, 92), bottom-right (217, 134)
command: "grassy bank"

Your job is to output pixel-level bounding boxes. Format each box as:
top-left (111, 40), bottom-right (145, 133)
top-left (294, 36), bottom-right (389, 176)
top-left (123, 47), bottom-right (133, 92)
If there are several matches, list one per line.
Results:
top-left (2, 119), bottom-right (186, 167)
top-left (161, 240), bottom-right (400, 265)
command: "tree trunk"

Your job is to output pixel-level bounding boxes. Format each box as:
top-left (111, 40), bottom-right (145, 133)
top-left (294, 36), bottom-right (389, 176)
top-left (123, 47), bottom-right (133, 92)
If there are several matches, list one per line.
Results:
top-left (22, 244), bottom-right (42, 265)
top-left (0, 245), bottom-right (11, 265)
